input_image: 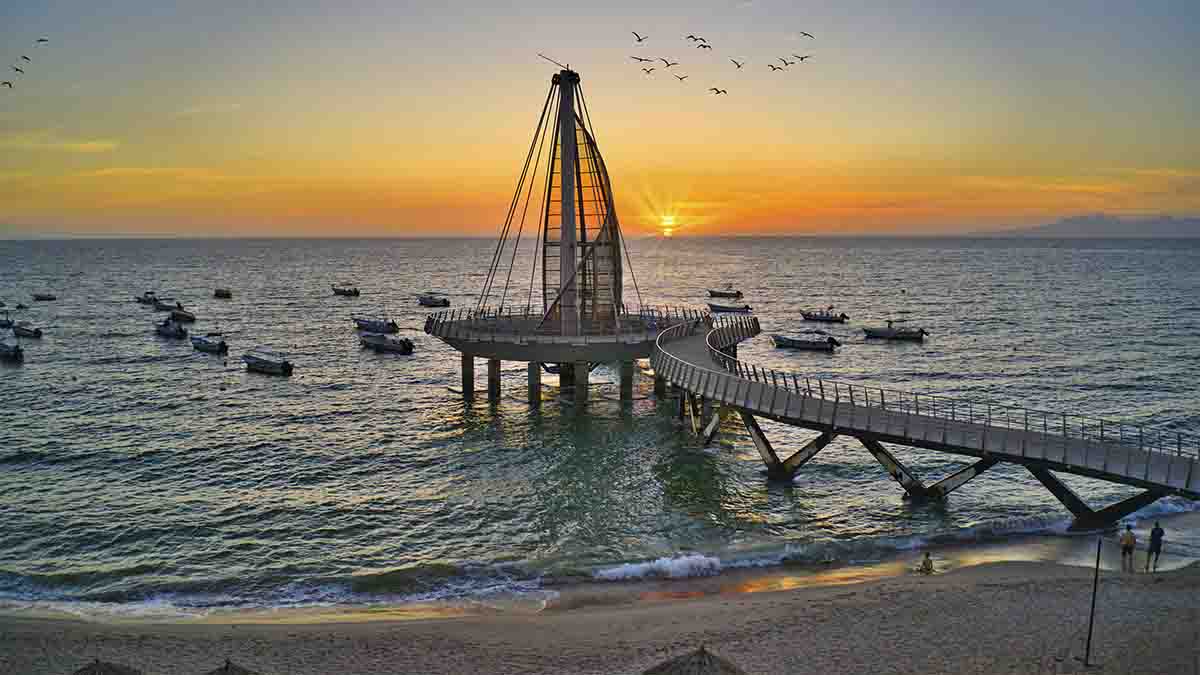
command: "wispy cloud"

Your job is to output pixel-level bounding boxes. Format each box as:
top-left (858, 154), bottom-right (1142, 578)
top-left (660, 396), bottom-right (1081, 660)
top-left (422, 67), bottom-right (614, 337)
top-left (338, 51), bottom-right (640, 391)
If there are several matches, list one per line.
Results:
top-left (0, 131), bottom-right (119, 153)
top-left (175, 103), bottom-right (242, 117)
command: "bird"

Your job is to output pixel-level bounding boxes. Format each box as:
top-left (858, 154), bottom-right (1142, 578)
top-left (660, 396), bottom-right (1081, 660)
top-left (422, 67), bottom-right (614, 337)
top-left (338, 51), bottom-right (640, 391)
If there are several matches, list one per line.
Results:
top-left (697, 44), bottom-right (712, 50)
top-left (793, 54), bottom-right (813, 61)
top-left (686, 34), bottom-right (700, 41)
top-left (674, 73), bottom-right (688, 81)
top-left (641, 67), bottom-right (655, 74)
top-left (768, 64), bottom-right (782, 71)
top-left (730, 59), bottom-right (744, 69)
top-left (632, 31), bottom-right (648, 43)
top-left (709, 88), bottom-right (727, 95)
top-left (12, 66), bottom-right (24, 74)
top-left (1, 81), bottom-right (11, 88)
top-left (36, 38), bottom-right (48, 43)
top-left (631, 56), bottom-right (653, 63)
top-left (697, 37), bottom-right (708, 43)
top-left (800, 31), bottom-right (815, 39)
top-left (782, 58), bottom-right (796, 66)
top-left (659, 58), bottom-right (679, 68)
top-left (20, 55), bottom-right (31, 62)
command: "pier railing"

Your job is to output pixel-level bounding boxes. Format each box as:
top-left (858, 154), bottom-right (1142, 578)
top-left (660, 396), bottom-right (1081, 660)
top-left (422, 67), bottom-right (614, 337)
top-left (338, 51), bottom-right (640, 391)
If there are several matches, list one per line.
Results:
top-left (425, 305), bottom-right (710, 343)
top-left (695, 314), bottom-right (1199, 461)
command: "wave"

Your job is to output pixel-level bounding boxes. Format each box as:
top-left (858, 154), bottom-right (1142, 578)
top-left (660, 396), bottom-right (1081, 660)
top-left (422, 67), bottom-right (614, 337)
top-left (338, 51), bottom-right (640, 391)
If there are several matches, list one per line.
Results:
top-left (593, 554), bottom-right (722, 581)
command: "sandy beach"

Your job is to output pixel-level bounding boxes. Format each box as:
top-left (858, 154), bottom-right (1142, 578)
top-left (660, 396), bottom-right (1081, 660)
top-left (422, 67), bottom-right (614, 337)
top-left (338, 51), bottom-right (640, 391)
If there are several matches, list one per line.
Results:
top-left (2, 560), bottom-right (1195, 675)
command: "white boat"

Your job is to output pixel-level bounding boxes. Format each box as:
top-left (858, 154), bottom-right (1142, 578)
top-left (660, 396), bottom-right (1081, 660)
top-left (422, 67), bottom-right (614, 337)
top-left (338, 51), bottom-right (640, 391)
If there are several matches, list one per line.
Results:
top-left (12, 322), bottom-right (42, 339)
top-left (332, 285), bottom-right (360, 297)
top-left (135, 291), bottom-right (158, 305)
top-left (32, 293), bottom-right (56, 302)
top-left (155, 319), bottom-right (188, 339)
top-left (360, 332), bottom-right (415, 354)
top-left (707, 285), bottom-right (743, 299)
top-left (171, 308), bottom-right (197, 323)
top-left (707, 302), bottom-right (752, 314)
top-left (153, 297), bottom-right (178, 312)
top-left (243, 348), bottom-right (293, 376)
top-left (801, 308), bottom-right (850, 323)
top-left (772, 333), bottom-right (841, 352)
top-left (863, 321), bottom-right (928, 341)
top-left (214, 288), bottom-right (232, 299)
top-left (191, 333), bottom-right (228, 354)
top-left (352, 317), bottom-right (399, 333)
top-left (0, 339), bottom-right (22, 362)
top-left (417, 293), bottom-right (450, 308)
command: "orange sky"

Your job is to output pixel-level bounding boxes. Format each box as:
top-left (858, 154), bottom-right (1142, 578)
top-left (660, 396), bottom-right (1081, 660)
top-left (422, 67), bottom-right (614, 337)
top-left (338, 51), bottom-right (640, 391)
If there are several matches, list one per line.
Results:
top-left (2, 1), bottom-right (1198, 237)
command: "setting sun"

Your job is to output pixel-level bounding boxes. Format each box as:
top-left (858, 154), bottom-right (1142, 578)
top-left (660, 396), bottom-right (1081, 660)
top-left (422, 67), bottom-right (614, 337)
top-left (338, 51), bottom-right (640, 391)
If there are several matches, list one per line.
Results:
top-left (660, 215), bottom-right (676, 237)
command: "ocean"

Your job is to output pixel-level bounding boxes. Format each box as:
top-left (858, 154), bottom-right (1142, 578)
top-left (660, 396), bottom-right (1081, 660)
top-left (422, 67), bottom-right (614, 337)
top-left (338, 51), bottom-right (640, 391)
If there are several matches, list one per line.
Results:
top-left (1, 236), bottom-right (1198, 620)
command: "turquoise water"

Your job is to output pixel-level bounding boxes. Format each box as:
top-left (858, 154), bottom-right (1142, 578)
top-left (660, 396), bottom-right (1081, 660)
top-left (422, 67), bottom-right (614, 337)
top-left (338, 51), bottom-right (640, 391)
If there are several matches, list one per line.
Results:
top-left (0, 237), bottom-right (1197, 618)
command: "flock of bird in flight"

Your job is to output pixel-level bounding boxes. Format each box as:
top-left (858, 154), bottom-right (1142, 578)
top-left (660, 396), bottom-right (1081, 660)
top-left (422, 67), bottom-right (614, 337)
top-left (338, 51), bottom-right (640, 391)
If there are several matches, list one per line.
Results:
top-left (2, 37), bottom-right (50, 90)
top-left (629, 30), bottom-right (814, 95)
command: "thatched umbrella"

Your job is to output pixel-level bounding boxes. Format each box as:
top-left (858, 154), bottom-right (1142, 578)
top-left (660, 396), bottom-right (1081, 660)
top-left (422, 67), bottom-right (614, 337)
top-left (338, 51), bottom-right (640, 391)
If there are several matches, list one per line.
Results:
top-left (200, 659), bottom-right (261, 675)
top-left (70, 659), bottom-right (143, 675)
top-left (642, 645), bottom-right (748, 675)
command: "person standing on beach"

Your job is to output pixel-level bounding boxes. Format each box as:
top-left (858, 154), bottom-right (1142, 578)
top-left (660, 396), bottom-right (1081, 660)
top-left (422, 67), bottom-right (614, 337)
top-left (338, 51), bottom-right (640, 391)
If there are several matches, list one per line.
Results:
top-left (1119, 524), bottom-right (1136, 572)
top-left (1146, 521), bottom-right (1165, 572)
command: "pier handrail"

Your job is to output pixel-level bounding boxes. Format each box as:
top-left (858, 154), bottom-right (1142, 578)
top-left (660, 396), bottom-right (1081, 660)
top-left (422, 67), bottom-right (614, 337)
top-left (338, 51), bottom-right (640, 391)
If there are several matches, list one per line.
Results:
top-left (694, 315), bottom-right (1198, 461)
top-left (425, 304), bottom-right (709, 342)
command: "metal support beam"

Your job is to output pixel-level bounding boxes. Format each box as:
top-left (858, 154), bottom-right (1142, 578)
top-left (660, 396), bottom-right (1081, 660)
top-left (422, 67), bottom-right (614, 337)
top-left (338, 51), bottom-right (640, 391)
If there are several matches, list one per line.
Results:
top-left (738, 412), bottom-right (834, 479)
top-left (487, 359), bottom-right (501, 403)
top-left (703, 407), bottom-right (722, 446)
top-left (780, 432), bottom-right (836, 476)
top-left (619, 360), bottom-right (635, 401)
top-left (926, 457), bottom-right (999, 498)
top-left (558, 362), bottom-right (574, 391)
top-left (461, 353), bottom-right (475, 401)
top-left (740, 411), bottom-right (782, 473)
top-left (859, 436), bottom-right (931, 499)
top-left (688, 394), bottom-right (700, 435)
top-left (654, 374), bottom-right (667, 397)
top-left (527, 361), bottom-right (542, 407)
top-left (1029, 467), bottom-right (1166, 531)
top-left (573, 360), bottom-right (588, 405)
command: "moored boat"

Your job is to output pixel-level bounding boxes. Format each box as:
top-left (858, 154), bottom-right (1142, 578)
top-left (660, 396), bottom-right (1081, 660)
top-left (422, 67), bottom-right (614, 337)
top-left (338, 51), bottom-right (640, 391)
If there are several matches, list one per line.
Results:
top-left (214, 288), bottom-right (233, 299)
top-left (155, 318), bottom-right (188, 339)
top-left (32, 293), bottom-right (56, 302)
top-left (772, 332), bottom-right (842, 352)
top-left (352, 317), bottom-right (399, 333)
top-left (191, 333), bottom-right (228, 354)
top-left (135, 291), bottom-right (158, 305)
top-left (801, 307), bottom-right (850, 323)
top-left (332, 285), bottom-right (360, 297)
top-left (417, 293), bottom-right (450, 307)
top-left (153, 297), bottom-right (178, 312)
top-left (707, 302), bottom-right (752, 314)
top-left (0, 311), bottom-right (11, 329)
top-left (863, 321), bottom-right (928, 341)
top-left (707, 285), bottom-right (743, 299)
top-left (243, 348), bottom-right (293, 376)
top-left (0, 339), bottom-right (22, 362)
top-left (15, 303), bottom-right (28, 310)
top-left (13, 321), bottom-right (43, 339)
top-left (171, 308), bottom-right (196, 323)
top-left (360, 332), bottom-right (415, 354)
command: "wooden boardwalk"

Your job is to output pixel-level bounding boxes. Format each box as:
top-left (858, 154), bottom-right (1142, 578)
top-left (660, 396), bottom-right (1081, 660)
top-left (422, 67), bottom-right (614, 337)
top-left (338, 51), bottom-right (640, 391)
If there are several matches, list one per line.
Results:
top-left (650, 315), bottom-right (1199, 528)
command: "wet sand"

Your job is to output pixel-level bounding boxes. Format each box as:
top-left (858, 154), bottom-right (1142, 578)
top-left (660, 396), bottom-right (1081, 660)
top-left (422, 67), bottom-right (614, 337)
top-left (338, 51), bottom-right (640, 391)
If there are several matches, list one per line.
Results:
top-left (2, 560), bottom-right (1196, 674)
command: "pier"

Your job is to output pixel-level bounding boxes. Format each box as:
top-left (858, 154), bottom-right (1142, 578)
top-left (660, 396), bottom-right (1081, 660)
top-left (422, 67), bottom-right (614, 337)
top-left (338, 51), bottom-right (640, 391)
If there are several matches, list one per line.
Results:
top-left (651, 313), bottom-right (1200, 530)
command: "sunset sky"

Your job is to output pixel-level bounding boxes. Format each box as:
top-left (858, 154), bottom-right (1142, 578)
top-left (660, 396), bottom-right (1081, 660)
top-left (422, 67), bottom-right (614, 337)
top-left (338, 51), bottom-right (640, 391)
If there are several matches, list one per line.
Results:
top-left (1, 1), bottom-right (1198, 237)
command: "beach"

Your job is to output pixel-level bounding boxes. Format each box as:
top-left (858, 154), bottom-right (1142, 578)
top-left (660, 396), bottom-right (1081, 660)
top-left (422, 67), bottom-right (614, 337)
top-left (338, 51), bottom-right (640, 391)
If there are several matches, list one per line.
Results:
top-left (3, 560), bottom-right (1195, 674)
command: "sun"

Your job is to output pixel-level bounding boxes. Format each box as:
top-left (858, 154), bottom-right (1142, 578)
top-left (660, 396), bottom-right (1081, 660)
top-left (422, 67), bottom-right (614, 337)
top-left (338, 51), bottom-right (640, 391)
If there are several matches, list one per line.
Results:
top-left (660, 215), bottom-right (676, 237)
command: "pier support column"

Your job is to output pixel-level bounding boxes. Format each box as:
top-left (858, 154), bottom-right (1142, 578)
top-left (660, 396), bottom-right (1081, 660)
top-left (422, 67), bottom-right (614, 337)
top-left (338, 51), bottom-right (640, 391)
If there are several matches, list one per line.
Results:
top-left (573, 361), bottom-right (588, 405)
top-left (527, 362), bottom-right (542, 407)
top-left (1027, 467), bottom-right (1166, 531)
top-left (558, 363), bottom-right (574, 391)
top-left (654, 375), bottom-right (667, 397)
top-left (859, 436), bottom-right (931, 499)
top-left (619, 360), bottom-right (635, 402)
top-left (739, 412), bottom-right (835, 480)
top-left (701, 398), bottom-right (713, 421)
top-left (926, 457), bottom-right (999, 499)
top-left (461, 353), bottom-right (475, 401)
top-left (487, 359), bottom-right (501, 403)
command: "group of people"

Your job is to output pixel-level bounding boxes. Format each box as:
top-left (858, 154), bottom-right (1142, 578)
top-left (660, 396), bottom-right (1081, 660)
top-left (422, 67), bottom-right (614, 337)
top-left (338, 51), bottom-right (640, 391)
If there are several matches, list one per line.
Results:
top-left (1119, 521), bottom-right (1166, 573)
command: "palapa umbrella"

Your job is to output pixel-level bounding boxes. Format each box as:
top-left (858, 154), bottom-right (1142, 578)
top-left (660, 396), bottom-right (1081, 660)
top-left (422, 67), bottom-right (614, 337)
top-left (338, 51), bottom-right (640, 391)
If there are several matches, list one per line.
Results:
top-left (200, 659), bottom-right (261, 675)
top-left (642, 645), bottom-right (748, 675)
top-left (70, 659), bottom-right (143, 675)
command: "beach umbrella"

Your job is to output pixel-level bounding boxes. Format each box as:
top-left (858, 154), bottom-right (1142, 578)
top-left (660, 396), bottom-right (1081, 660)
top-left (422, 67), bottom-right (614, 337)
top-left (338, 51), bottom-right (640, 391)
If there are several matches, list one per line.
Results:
top-left (70, 659), bottom-right (143, 675)
top-left (642, 645), bottom-right (747, 675)
top-left (199, 659), bottom-right (261, 675)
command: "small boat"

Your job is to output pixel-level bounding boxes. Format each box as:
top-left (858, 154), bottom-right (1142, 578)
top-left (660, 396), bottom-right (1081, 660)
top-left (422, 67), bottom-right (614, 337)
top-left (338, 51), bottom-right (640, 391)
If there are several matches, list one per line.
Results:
top-left (332, 285), bottom-right (360, 297)
top-left (155, 319), bottom-right (188, 339)
top-left (0, 311), bottom-right (11, 329)
top-left (360, 332), bottom-right (415, 354)
top-left (772, 332), bottom-right (842, 352)
top-left (191, 333), bottom-right (228, 355)
top-left (32, 293), bottom-right (56, 302)
top-left (352, 317), bottom-right (399, 333)
top-left (135, 291), bottom-right (158, 305)
top-left (863, 321), bottom-right (929, 342)
top-left (707, 285), bottom-right (743, 299)
top-left (801, 307), bottom-right (850, 323)
top-left (243, 348), bottom-right (293, 376)
top-left (13, 321), bottom-right (43, 339)
top-left (0, 339), bottom-right (22, 363)
top-left (153, 297), bottom-right (178, 312)
top-left (707, 302), bottom-right (752, 314)
top-left (214, 288), bottom-right (233, 299)
top-left (171, 308), bottom-right (197, 323)
top-left (417, 293), bottom-right (450, 308)
top-left (15, 303), bottom-right (28, 310)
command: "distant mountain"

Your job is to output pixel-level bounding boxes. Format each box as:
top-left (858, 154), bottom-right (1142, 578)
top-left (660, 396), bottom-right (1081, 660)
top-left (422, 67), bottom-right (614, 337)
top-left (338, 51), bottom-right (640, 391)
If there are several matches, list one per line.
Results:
top-left (1014, 214), bottom-right (1200, 238)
